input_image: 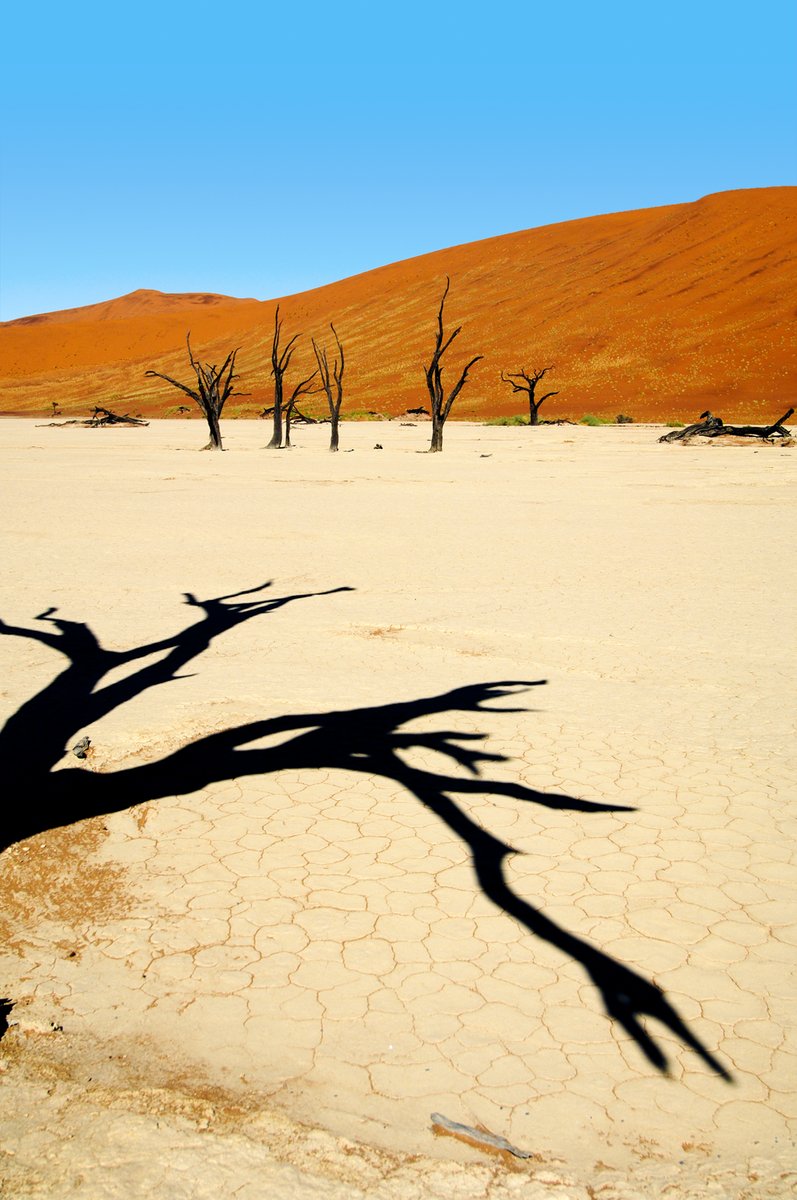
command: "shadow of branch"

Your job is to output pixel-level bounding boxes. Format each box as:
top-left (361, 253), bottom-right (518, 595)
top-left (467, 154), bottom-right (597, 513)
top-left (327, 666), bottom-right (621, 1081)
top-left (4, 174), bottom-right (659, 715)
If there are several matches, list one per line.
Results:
top-left (0, 593), bottom-right (731, 1080)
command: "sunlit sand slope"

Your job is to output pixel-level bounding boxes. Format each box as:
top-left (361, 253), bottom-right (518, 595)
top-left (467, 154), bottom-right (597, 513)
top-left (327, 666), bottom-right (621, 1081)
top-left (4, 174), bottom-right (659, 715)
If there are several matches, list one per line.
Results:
top-left (1, 187), bottom-right (794, 421)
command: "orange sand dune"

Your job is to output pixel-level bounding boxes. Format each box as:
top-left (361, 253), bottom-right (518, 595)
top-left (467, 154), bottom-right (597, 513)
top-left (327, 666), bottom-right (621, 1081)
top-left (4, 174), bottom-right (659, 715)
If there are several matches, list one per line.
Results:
top-left (1, 188), bottom-right (795, 422)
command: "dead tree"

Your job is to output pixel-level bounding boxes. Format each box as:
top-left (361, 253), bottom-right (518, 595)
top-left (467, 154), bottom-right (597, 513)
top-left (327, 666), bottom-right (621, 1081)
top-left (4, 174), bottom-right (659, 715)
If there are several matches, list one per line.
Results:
top-left (723, 408), bottom-right (794, 438)
top-left (424, 277), bottom-right (482, 452)
top-left (500, 366), bottom-right (558, 425)
top-left (265, 306), bottom-right (316, 449)
top-left (659, 408), bottom-right (794, 444)
top-left (36, 407), bottom-right (149, 429)
top-left (89, 406), bottom-right (149, 427)
top-left (658, 411), bottom-right (723, 442)
top-left (145, 333), bottom-right (240, 450)
top-left (312, 324), bottom-right (345, 451)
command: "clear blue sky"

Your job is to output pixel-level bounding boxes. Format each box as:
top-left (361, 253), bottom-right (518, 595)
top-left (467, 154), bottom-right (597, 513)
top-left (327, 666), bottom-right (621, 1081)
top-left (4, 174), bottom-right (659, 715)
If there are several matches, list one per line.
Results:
top-left (1, 0), bottom-right (794, 321)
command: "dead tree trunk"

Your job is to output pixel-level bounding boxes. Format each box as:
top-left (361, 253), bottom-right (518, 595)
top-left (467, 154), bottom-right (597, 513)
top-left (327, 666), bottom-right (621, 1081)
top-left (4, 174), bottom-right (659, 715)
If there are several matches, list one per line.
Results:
top-left (658, 411), bottom-right (723, 442)
top-left (424, 278), bottom-right (482, 453)
top-left (267, 306), bottom-right (313, 450)
top-left (90, 407), bottom-right (149, 426)
top-left (37, 408), bottom-right (150, 429)
top-left (659, 408), bottom-right (794, 444)
top-left (312, 324), bottom-right (345, 451)
top-left (770, 407), bottom-right (796, 436)
top-left (714, 407), bottom-right (794, 438)
top-left (145, 334), bottom-right (240, 450)
top-left (500, 366), bottom-right (558, 425)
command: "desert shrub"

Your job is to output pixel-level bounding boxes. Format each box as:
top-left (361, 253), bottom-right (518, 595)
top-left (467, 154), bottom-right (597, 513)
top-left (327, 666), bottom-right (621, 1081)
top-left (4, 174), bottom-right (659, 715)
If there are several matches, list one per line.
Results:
top-left (344, 409), bottom-right (384, 421)
top-left (615, 413), bottom-right (634, 424)
top-left (484, 415), bottom-right (528, 426)
top-left (580, 414), bottom-right (611, 426)
top-left (665, 420), bottom-right (685, 428)
top-left (164, 405), bottom-right (193, 418)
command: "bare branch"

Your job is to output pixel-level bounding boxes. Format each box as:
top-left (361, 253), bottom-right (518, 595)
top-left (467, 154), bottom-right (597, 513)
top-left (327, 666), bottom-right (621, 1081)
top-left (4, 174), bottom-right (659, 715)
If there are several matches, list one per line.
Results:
top-left (442, 355), bottom-right (484, 420)
top-left (287, 370), bottom-right (318, 404)
top-left (277, 335), bottom-right (300, 375)
top-left (434, 275), bottom-right (451, 355)
top-left (144, 370), bottom-right (200, 403)
top-left (331, 323), bottom-right (344, 372)
top-left (501, 371), bottom-right (527, 393)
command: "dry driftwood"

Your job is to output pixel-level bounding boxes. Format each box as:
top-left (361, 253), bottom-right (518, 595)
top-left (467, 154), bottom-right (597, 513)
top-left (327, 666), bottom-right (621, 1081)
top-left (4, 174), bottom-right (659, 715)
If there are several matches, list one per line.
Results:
top-left (659, 409), bottom-right (793, 444)
top-left (89, 407), bottom-right (149, 427)
top-left (38, 407), bottom-right (149, 429)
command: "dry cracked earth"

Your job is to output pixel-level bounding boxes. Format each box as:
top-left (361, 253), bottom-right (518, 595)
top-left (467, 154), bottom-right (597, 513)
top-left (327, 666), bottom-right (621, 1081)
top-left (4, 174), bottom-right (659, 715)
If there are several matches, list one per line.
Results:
top-left (0, 420), bottom-right (795, 1198)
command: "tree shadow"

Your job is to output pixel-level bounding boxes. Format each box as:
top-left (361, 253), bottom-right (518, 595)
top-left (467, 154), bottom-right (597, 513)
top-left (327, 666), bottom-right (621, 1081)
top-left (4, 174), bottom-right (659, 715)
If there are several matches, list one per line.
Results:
top-left (0, 583), bottom-right (730, 1079)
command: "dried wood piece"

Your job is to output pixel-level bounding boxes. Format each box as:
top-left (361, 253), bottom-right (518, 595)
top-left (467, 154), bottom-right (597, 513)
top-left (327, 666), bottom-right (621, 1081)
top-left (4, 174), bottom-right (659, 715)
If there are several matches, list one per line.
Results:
top-left (90, 407), bottom-right (149, 426)
top-left (659, 411), bottom-right (723, 442)
top-left (431, 1112), bottom-right (534, 1159)
top-left (37, 408), bottom-right (149, 428)
top-left (659, 408), bottom-right (793, 444)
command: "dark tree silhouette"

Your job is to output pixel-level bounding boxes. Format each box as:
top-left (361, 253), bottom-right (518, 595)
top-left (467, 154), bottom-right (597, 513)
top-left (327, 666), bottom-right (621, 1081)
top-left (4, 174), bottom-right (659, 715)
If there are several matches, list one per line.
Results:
top-left (0, 587), bottom-right (730, 1079)
top-left (659, 407), bottom-right (794, 444)
top-left (312, 324), bottom-right (346, 451)
top-left (424, 278), bottom-right (482, 452)
top-left (89, 406), bottom-right (148, 427)
top-left (146, 333), bottom-right (241, 450)
top-left (266, 307), bottom-right (316, 450)
top-left (501, 366), bottom-right (559, 426)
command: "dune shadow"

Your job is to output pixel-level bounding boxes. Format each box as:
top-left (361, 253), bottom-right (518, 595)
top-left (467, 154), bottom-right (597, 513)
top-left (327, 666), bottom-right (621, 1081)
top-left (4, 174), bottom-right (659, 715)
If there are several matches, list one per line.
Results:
top-left (0, 583), bottom-right (730, 1078)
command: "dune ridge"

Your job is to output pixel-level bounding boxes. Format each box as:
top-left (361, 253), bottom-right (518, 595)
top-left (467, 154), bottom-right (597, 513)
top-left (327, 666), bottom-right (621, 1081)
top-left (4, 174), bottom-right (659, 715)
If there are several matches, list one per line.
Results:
top-left (1, 187), bottom-right (795, 422)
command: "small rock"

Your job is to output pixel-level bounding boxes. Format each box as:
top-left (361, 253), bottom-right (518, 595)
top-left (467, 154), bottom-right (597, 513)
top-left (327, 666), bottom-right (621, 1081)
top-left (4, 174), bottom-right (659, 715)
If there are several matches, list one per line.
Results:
top-left (72, 736), bottom-right (92, 759)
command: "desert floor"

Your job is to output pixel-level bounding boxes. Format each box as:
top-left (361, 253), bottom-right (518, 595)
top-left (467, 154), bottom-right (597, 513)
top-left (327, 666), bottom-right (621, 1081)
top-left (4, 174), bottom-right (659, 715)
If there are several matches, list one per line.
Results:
top-left (0, 418), bottom-right (794, 1199)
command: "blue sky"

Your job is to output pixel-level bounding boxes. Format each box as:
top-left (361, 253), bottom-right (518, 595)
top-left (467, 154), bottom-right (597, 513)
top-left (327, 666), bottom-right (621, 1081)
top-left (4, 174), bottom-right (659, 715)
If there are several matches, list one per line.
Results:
top-left (1, 0), bottom-right (794, 320)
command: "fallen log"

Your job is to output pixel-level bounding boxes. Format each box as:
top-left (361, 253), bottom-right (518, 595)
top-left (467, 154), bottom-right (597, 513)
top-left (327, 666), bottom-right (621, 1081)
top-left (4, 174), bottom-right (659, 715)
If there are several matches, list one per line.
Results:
top-left (660, 409), bottom-right (793, 444)
top-left (659, 412), bottom-right (723, 442)
top-left (37, 407), bottom-right (149, 428)
top-left (89, 407), bottom-right (149, 426)
top-left (705, 407), bottom-right (794, 439)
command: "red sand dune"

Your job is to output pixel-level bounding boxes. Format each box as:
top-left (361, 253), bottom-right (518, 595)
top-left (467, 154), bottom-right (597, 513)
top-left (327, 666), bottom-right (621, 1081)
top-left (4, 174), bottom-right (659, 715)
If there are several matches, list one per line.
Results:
top-left (1, 187), bottom-right (795, 423)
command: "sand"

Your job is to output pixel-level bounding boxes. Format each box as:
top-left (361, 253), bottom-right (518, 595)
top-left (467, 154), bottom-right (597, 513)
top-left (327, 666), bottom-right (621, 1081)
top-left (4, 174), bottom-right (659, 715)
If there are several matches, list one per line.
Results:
top-left (2, 187), bottom-right (796, 424)
top-left (0, 418), bottom-right (794, 1198)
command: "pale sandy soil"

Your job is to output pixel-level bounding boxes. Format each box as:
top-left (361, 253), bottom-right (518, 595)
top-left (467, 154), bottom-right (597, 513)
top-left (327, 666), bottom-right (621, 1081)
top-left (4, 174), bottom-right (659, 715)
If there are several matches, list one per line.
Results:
top-left (0, 418), bottom-right (794, 1198)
